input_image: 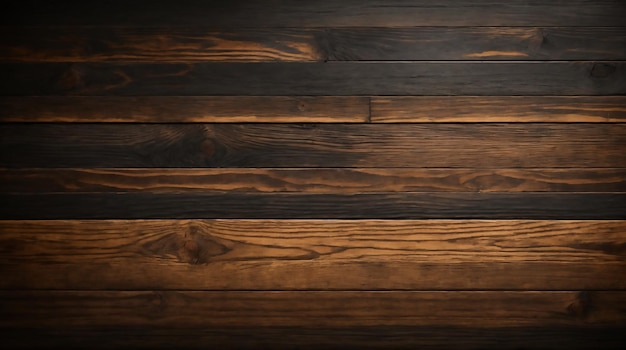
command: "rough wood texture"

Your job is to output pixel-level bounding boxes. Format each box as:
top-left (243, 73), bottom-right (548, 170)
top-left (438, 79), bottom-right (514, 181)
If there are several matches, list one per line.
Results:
top-left (3, 96), bottom-right (625, 123)
top-left (1, 220), bottom-right (624, 290)
top-left (2, 1), bottom-right (625, 26)
top-left (371, 96), bottom-right (626, 122)
top-left (3, 27), bottom-right (624, 62)
top-left (2, 291), bottom-right (625, 327)
top-left (1, 193), bottom-right (624, 219)
top-left (0, 96), bottom-right (368, 123)
top-left (325, 27), bottom-right (626, 61)
top-left (2, 124), bottom-right (625, 168)
top-left (0, 28), bottom-right (324, 62)
top-left (2, 62), bottom-right (625, 96)
top-left (3, 0), bottom-right (626, 348)
top-left (3, 168), bottom-right (625, 193)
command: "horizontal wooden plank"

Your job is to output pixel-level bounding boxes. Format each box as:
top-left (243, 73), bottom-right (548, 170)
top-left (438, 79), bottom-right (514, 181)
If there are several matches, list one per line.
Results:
top-left (3, 27), bottom-right (624, 63)
top-left (3, 96), bottom-right (624, 123)
top-left (2, 326), bottom-right (625, 350)
top-left (2, 168), bottom-right (625, 193)
top-left (1, 291), bottom-right (624, 328)
top-left (371, 96), bottom-right (626, 122)
top-left (0, 193), bottom-right (624, 220)
top-left (0, 28), bottom-right (324, 62)
top-left (0, 96), bottom-right (368, 123)
top-left (2, 1), bottom-right (625, 27)
top-left (326, 27), bottom-right (626, 61)
top-left (1, 220), bottom-right (624, 290)
top-left (2, 62), bottom-right (625, 96)
top-left (2, 124), bottom-right (625, 168)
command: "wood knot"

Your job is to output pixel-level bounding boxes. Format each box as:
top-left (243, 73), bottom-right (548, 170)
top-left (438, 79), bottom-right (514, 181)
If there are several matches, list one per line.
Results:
top-left (590, 63), bottom-right (616, 78)
top-left (296, 101), bottom-right (307, 112)
top-left (56, 64), bottom-right (84, 91)
top-left (567, 291), bottom-right (592, 319)
top-left (200, 139), bottom-right (215, 157)
top-left (148, 292), bottom-right (167, 314)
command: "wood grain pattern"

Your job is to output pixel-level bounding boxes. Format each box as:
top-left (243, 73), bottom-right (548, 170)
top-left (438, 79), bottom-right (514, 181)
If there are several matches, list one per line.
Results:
top-left (2, 1), bottom-right (625, 26)
top-left (2, 168), bottom-right (625, 193)
top-left (1, 193), bottom-right (624, 219)
top-left (326, 27), bottom-right (626, 61)
top-left (371, 96), bottom-right (626, 122)
top-left (1, 291), bottom-right (624, 327)
top-left (2, 326), bottom-right (624, 350)
top-left (1, 220), bottom-right (624, 290)
top-left (0, 96), bottom-right (368, 123)
top-left (3, 27), bottom-right (624, 62)
top-left (2, 62), bottom-right (625, 96)
top-left (0, 28), bottom-right (324, 62)
top-left (2, 124), bottom-right (625, 168)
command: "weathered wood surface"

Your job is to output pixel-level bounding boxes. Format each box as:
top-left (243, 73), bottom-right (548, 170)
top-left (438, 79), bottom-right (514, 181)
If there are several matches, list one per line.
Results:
top-left (1, 220), bottom-right (624, 290)
top-left (2, 124), bottom-right (625, 168)
top-left (2, 1), bottom-right (625, 27)
top-left (0, 96), bottom-right (369, 123)
top-left (2, 27), bottom-right (624, 62)
top-left (2, 62), bottom-right (625, 96)
top-left (4, 96), bottom-right (626, 123)
top-left (2, 291), bottom-right (624, 327)
top-left (1, 193), bottom-right (624, 219)
top-left (325, 27), bottom-right (626, 61)
top-left (3, 0), bottom-right (626, 348)
top-left (3, 168), bottom-right (625, 193)
top-left (371, 96), bottom-right (626, 122)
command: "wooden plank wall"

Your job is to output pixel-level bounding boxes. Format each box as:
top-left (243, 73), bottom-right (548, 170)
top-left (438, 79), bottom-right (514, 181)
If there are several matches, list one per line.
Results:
top-left (1, 1), bottom-right (625, 348)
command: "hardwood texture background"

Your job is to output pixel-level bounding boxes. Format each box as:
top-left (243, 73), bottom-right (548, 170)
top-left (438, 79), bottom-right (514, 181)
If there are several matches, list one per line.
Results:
top-left (1, 1), bottom-right (625, 349)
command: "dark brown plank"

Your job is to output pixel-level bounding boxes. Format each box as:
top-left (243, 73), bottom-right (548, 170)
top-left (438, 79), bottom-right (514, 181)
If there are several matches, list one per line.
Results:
top-left (2, 291), bottom-right (625, 327)
top-left (2, 168), bottom-right (626, 193)
top-left (3, 27), bottom-right (624, 63)
top-left (2, 326), bottom-right (625, 350)
top-left (2, 1), bottom-right (625, 27)
top-left (2, 62), bottom-right (625, 96)
top-left (326, 27), bottom-right (626, 61)
top-left (371, 96), bottom-right (626, 122)
top-left (1, 220), bottom-right (624, 290)
top-left (2, 124), bottom-right (625, 168)
top-left (0, 96), bottom-right (368, 123)
top-left (0, 28), bottom-right (325, 62)
top-left (0, 193), bottom-right (624, 220)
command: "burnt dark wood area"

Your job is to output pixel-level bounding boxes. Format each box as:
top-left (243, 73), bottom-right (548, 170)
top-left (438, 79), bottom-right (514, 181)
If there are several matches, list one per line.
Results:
top-left (1, 1), bottom-right (625, 349)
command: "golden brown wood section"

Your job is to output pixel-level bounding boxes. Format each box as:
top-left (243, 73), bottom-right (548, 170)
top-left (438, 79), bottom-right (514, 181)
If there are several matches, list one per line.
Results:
top-left (1, 220), bottom-right (624, 290)
top-left (2, 291), bottom-right (625, 328)
top-left (0, 96), bottom-right (368, 123)
top-left (3, 168), bottom-right (626, 193)
top-left (0, 28), bottom-right (323, 62)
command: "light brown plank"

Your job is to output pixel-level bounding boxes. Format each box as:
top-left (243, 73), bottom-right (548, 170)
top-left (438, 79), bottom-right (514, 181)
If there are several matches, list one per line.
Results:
top-left (371, 96), bottom-right (626, 123)
top-left (1, 291), bottom-right (624, 328)
top-left (0, 96), bottom-right (368, 123)
top-left (2, 168), bottom-right (626, 193)
top-left (1, 220), bottom-right (624, 290)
